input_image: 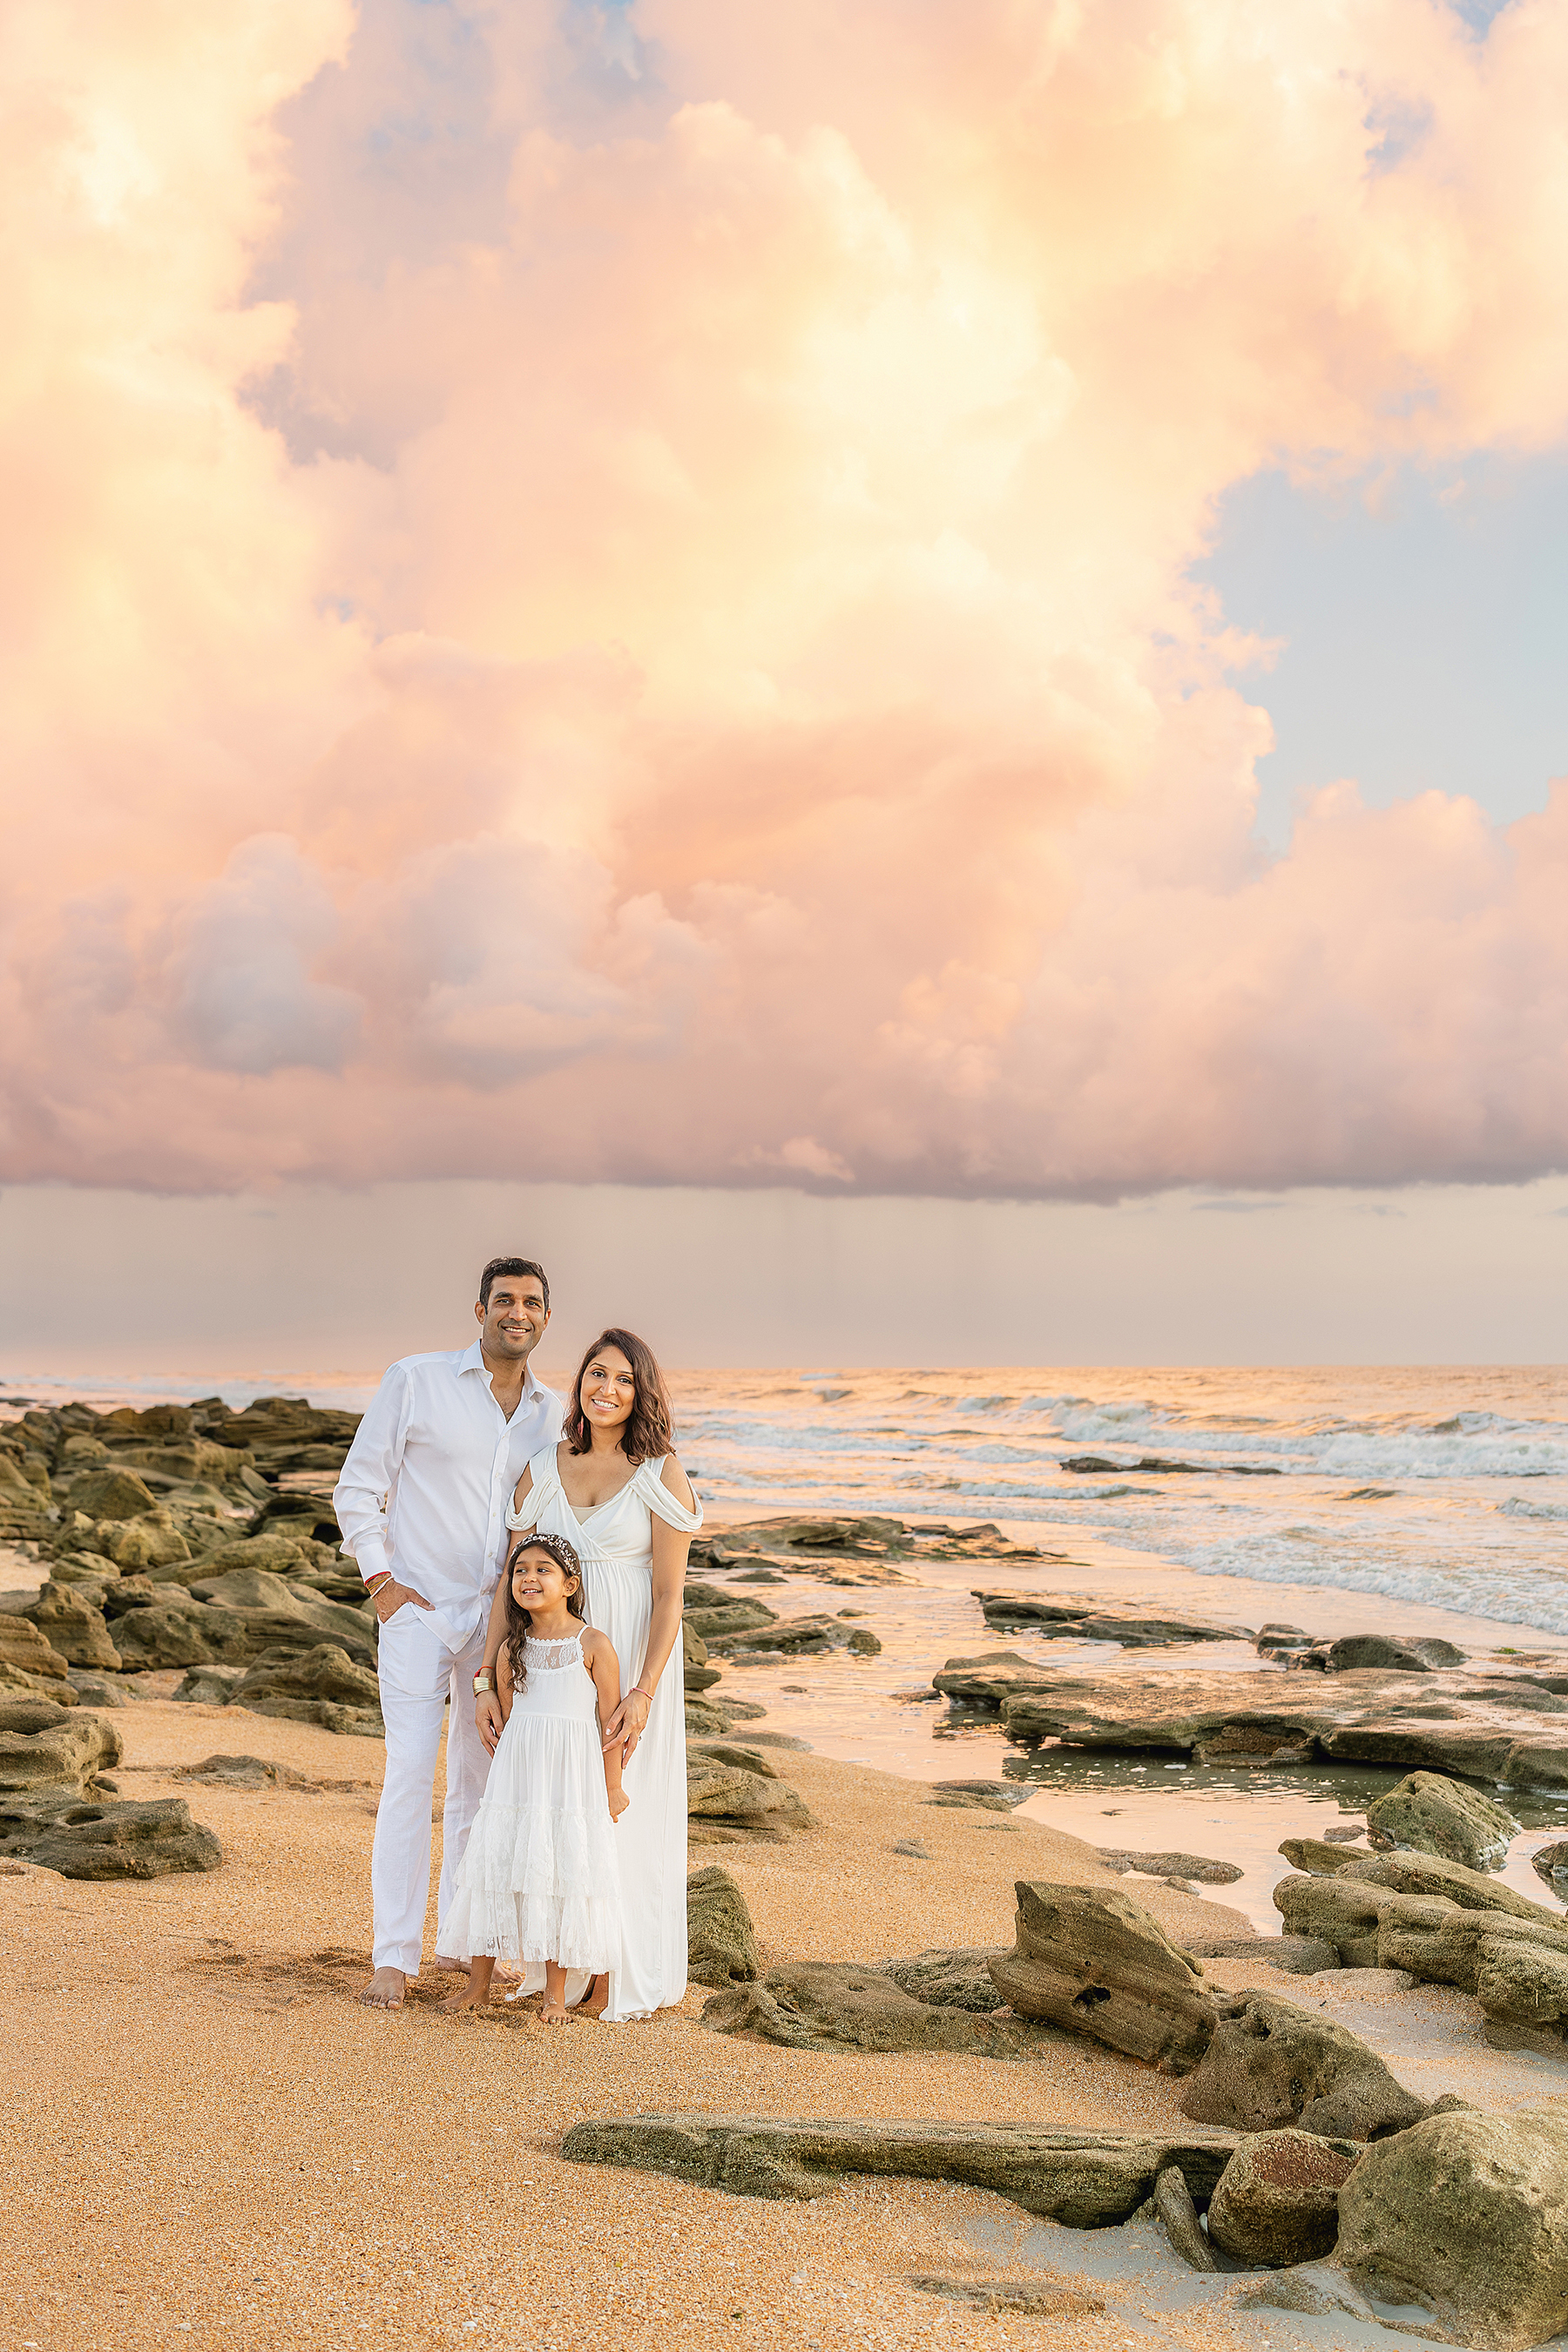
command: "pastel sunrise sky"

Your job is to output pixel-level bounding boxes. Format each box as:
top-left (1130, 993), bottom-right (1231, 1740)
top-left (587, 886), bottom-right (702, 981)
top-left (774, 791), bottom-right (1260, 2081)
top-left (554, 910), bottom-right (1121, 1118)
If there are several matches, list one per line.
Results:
top-left (3, 0), bottom-right (1566, 1369)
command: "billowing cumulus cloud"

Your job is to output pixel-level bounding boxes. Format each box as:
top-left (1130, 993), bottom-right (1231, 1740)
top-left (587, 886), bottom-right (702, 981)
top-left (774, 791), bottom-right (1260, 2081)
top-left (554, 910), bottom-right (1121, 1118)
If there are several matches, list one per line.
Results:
top-left (3, 0), bottom-right (1568, 1196)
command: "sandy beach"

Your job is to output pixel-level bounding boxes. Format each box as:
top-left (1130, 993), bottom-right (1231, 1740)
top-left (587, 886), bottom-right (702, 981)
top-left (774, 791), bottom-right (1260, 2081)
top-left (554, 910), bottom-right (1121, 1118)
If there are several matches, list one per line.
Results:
top-left (3, 1689), bottom-right (1294, 2352)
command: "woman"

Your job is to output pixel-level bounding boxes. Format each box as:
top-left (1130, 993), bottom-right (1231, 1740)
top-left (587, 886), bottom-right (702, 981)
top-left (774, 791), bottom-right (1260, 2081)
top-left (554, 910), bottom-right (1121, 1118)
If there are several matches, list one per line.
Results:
top-left (474, 1327), bottom-right (700, 2022)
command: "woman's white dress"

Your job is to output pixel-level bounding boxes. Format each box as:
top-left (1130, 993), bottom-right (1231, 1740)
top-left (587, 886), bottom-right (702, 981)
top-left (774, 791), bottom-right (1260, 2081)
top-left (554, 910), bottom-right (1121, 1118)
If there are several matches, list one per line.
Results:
top-left (441, 1632), bottom-right (623, 1977)
top-left (507, 1449), bottom-right (702, 2021)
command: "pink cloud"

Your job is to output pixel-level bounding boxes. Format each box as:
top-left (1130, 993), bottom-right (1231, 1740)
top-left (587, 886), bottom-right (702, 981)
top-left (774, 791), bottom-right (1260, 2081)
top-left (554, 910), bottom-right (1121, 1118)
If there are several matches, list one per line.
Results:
top-left (4, 0), bottom-right (1568, 1198)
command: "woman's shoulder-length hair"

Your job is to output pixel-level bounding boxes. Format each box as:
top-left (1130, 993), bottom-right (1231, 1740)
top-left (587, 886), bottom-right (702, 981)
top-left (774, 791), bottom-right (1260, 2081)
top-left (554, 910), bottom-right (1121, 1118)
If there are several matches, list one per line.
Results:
top-left (563, 1327), bottom-right (674, 1464)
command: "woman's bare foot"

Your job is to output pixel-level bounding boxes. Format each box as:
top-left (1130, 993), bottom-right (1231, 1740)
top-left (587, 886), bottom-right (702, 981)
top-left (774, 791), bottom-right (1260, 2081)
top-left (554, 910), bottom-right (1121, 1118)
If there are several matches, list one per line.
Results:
top-left (581, 1972), bottom-right (610, 2017)
top-left (439, 1982), bottom-right (491, 2016)
top-left (541, 1997), bottom-right (569, 2028)
top-left (360, 1967), bottom-right (407, 2010)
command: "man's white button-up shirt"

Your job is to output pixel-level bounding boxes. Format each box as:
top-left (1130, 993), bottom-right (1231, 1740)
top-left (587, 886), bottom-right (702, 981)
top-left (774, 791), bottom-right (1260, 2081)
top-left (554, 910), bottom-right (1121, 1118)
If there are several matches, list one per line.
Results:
top-left (333, 1341), bottom-right (563, 1647)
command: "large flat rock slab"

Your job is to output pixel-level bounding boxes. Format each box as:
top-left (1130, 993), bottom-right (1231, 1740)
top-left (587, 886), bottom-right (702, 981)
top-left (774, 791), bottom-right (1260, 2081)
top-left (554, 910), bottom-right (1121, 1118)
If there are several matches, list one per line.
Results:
top-left (933, 1656), bottom-right (1568, 1781)
top-left (561, 2113), bottom-right (1235, 2221)
top-left (973, 1594), bottom-right (1253, 1646)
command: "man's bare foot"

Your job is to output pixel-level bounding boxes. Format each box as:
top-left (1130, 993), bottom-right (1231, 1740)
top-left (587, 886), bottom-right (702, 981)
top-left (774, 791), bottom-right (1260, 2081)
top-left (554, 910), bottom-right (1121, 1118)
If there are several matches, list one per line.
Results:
top-left (440, 1982), bottom-right (490, 2015)
top-left (360, 1967), bottom-right (407, 2010)
top-left (541, 1997), bottom-right (569, 2028)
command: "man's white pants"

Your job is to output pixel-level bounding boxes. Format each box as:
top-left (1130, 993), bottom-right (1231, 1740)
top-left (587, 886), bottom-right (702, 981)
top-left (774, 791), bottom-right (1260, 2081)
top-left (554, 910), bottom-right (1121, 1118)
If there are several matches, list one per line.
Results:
top-left (371, 1602), bottom-right (490, 1976)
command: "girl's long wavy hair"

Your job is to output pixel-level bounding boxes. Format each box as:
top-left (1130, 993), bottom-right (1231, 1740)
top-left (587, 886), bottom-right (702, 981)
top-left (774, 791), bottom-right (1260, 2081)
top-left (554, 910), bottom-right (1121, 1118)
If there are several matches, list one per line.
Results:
top-left (502, 1531), bottom-right (586, 1694)
top-left (563, 1327), bottom-right (674, 1465)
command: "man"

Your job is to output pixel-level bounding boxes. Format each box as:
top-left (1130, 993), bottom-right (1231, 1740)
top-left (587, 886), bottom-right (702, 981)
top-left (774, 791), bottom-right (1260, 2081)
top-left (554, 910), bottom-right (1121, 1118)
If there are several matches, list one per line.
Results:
top-left (335, 1258), bottom-right (562, 2010)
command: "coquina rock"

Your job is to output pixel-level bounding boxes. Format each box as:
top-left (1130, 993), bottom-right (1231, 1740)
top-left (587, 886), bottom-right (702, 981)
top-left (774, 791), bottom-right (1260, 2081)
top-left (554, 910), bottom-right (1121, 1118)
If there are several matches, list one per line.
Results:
top-left (0, 1793), bottom-right (221, 1879)
top-left (112, 1598), bottom-right (240, 1669)
top-left (0, 1701), bottom-right (121, 1793)
top-left (687, 1753), bottom-right (813, 1840)
top-left (1152, 2165), bottom-right (1219, 2271)
top-left (881, 1948), bottom-right (1010, 2012)
top-left (987, 1880), bottom-right (1215, 2072)
top-left (686, 1863), bottom-right (761, 1988)
top-left (94, 1511), bottom-right (193, 1571)
top-left (972, 1594), bottom-right (1250, 1646)
top-left (23, 1582), bottom-right (122, 1671)
top-left (1176, 1991), bottom-right (1428, 2141)
top-left (701, 1962), bottom-right (1058, 2058)
top-left (1337, 2106), bottom-right (1568, 2349)
top-left (682, 1621), bottom-right (720, 1693)
top-left (228, 1643), bottom-right (382, 1734)
top-left (0, 1614), bottom-right (72, 1693)
top-left (1365, 1771), bottom-right (1519, 1870)
top-left (704, 1613), bottom-right (881, 1658)
top-left (1341, 1848), bottom-right (1562, 1923)
top-left (1097, 1848), bottom-right (1243, 1886)
top-left (562, 2113), bottom-right (1233, 2222)
top-left (1274, 1869), bottom-right (1457, 1967)
top-left (933, 1652), bottom-right (1568, 1782)
top-left (64, 1466), bottom-right (160, 1522)
top-left (1206, 2129), bottom-right (1361, 2266)
top-left (1303, 1634), bottom-right (1467, 1673)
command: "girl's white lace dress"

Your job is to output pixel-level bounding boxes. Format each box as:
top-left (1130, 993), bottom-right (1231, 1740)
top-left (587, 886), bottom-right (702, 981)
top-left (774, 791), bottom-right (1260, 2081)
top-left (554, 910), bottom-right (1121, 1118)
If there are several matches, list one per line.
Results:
top-left (507, 1450), bottom-right (702, 2021)
top-left (442, 1632), bottom-right (623, 1978)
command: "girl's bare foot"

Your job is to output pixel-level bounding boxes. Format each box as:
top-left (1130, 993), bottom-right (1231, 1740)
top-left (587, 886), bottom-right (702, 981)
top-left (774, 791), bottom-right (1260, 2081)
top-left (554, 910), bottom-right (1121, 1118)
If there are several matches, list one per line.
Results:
top-left (541, 1997), bottom-right (569, 2028)
top-left (439, 1982), bottom-right (490, 2015)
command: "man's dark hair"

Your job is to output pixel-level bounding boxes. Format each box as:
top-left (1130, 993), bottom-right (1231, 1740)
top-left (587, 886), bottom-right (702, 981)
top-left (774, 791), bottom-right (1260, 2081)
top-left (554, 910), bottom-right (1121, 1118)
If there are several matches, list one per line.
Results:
top-left (478, 1257), bottom-right (550, 1313)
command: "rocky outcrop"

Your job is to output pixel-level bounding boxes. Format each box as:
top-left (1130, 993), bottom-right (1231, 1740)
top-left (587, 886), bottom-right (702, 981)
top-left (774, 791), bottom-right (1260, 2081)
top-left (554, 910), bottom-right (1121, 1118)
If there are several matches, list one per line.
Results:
top-left (0, 1704), bottom-right (122, 1793)
top-left (1532, 1841), bottom-right (1568, 1889)
top-left (1293, 1633), bottom-right (1468, 1673)
top-left (112, 1597), bottom-right (238, 1669)
top-left (682, 1621), bottom-right (720, 1693)
top-left (22, 1581), bottom-right (122, 1670)
top-left (172, 1665), bottom-right (247, 1704)
top-left (1337, 2106), bottom-right (1568, 2349)
top-left (686, 1864), bottom-right (761, 1987)
top-left (987, 1880), bottom-right (1215, 2072)
top-left (931, 1652), bottom-right (1067, 1706)
top-left (934, 1654), bottom-right (1568, 1781)
top-left (880, 1948), bottom-right (1010, 2011)
top-left (1277, 1836), bottom-right (1363, 1874)
top-left (687, 1749), bottom-right (814, 1841)
top-left (1365, 1770), bottom-right (1518, 1869)
top-left (228, 1643), bottom-right (382, 1734)
top-left (1179, 1930), bottom-right (1340, 1977)
top-left (703, 1613), bottom-right (881, 1658)
top-left (64, 1466), bottom-right (162, 1522)
top-left (1177, 1990), bottom-right (1429, 2140)
top-left (1337, 1848), bottom-right (1563, 1923)
top-left (0, 1793), bottom-right (221, 1877)
top-left (1274, 1868), bottom-right (1463, 1968)
top-left (1205, 2130), bottom-right (1360, 2266)
top-left (1096, 1848), bottom-right (1243, 1885)
top-left (701, 1962), bottom-right (1062, 2058)
top-left (1152, 2165), bottom-right (1219, 2270)
top-left (561, 2113), bottom-right (1233, 2222)
top-left (923, 1778), bottom-right (1032, 1813)
top-left (683, 1584), bottom-right (781, 1640)
top-left (972, 1593), bottom-right (1251, 1646)
top-left (0, 1613), bottom-right (72, 1693)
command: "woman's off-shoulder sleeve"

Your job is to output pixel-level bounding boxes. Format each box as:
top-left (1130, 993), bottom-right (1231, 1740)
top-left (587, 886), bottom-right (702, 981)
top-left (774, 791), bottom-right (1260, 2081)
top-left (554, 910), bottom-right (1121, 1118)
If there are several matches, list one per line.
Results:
top-left (638, 1456), bottom-right (704, 1533)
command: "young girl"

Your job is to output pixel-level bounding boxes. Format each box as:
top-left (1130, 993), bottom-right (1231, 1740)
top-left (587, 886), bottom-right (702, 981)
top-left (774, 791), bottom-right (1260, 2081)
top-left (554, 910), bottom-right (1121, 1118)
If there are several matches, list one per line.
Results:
top-left (441, 1531), bottom-right (626, 2024)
